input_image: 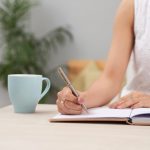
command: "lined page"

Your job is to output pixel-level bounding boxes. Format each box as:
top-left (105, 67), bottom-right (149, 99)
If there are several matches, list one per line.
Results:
top-left (53, 107), bottom-right (131, 120)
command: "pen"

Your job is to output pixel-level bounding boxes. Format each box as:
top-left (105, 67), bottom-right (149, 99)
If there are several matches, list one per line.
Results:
top-left (57, 67), bottom-right (88, 113)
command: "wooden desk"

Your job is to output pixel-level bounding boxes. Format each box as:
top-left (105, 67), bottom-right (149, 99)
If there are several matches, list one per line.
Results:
top-left (0, 104), bottom-right (150, 150)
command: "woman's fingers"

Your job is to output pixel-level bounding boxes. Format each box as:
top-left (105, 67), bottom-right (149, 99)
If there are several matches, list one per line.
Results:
top-left (56, 99), bottom-right (82, 115)
top-left (132, 98), bottom-right (150, 108)
top-left (56, 87), bottom-right (83, 115)
top-left (56, 99), bottom-right (68, 114)
top-left (109, 96), bottom-right (129, 108)
top-left (117, 92), bottom-right (150, 109)
top-left (131, 101), bottom-right (143, 109)
top-left (109, 100), bottom-right (125, 108)
top-left (109, 94), bottom-right (130, 108)
top-left (64, 100), bottom-right (82, 111)
top-left (109, 93), bottom-right (140, 109)
top-left (116, 98), bottom-right (138, 109)
top-left (58, 87), bottom-right (78, 103)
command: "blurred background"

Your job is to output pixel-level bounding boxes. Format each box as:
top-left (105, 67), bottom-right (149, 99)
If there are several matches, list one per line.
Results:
top-left (0, 0), bottom-right (121, 108)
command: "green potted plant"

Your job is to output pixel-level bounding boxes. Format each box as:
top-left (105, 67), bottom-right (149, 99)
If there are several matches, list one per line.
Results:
top-left (0, 0), bottom-right (73, 102)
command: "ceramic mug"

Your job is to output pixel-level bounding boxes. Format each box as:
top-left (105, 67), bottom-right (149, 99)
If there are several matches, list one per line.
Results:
top-left (8, 74), bottom-right (50, 113)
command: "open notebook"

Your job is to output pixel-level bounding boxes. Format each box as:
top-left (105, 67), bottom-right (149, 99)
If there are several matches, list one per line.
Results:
top-left (50, 107), bottom-right (150, 125)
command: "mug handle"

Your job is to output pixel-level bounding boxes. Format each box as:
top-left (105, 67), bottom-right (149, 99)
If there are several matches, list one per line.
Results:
top-left (39, 77), bottom-right (51, 101)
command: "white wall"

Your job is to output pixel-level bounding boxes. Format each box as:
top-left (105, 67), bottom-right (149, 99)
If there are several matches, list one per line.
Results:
top-left (0, 0), bottom-right (121, 107)
top-left (30, 0), bottom-right (121, 68)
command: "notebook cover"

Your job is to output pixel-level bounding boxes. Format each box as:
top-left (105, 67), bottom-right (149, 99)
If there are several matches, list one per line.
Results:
top-left (50, 117), bottom-right (129, 123)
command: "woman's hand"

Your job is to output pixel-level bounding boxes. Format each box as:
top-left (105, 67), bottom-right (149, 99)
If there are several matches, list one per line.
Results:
top-left (56, 87), bottom-right (83, 115)
top-left (109, 92), bottom-right (150, 109)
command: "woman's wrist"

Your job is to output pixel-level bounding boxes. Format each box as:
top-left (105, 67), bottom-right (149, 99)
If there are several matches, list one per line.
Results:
top-left (78, 77), bottom-right (116, 108)
top-left (78, 91), bottom-right (91, 108)
top-left (78, 90), bottom-right (101, 108)
top-left (78, 88), bottom-right (111, 109)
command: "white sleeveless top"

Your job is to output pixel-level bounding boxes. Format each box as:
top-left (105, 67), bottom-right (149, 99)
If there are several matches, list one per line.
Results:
top-left (121, 0), bottom-right (150, 97)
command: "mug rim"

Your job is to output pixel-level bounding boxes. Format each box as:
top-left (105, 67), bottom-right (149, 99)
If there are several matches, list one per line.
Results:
top-left (8, 74), bottom-right (42, 77)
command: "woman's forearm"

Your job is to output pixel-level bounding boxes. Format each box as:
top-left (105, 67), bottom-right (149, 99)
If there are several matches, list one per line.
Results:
top-left (79, 0), bottom-right (134, 109)
top-left (80, 75), bottom-right (122, 108)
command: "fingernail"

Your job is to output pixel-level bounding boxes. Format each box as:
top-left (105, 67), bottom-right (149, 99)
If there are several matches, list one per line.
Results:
top-left (78, 98), bottom-right (84, 104)
top-left (117, 106), bottom-right (122, 109)
top-left (109, 104), bottom-right (116, 108)
top-left (109, 105), bottom-right (112, 108)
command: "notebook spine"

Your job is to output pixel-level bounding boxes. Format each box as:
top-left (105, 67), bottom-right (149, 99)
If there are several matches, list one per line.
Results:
top-left (126, 118), bottom-right (133, 125)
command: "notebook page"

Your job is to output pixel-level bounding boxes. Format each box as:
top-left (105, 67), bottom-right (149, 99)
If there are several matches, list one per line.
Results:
top-left (53, 107), bottom-right (131, 120)
top-left (131, 108), bottom-right (150, 118)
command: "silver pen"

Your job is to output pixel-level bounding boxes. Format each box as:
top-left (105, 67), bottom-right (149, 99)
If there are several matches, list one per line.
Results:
top-left (57, 67), bottom-right (88, 113)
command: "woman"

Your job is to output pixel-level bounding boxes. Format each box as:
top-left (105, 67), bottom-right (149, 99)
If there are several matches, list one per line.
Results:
top-left (56, 0), bottom-right (150, 115)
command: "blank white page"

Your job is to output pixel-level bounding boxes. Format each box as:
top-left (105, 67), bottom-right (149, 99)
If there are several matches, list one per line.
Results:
top-left (131, 108), bottom-right (150, 118)
top-left (52, 107), bottom-right (131, 120)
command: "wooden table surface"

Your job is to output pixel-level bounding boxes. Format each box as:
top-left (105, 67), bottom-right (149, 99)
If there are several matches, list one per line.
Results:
top-left (0, 104), bottom-right (150, 150)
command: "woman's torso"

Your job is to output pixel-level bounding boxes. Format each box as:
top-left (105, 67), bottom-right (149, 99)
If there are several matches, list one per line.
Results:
top-left (122, 0), bottom-right (150, 96)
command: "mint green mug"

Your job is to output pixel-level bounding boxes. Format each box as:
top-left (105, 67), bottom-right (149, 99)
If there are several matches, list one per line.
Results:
top-left (8, 74), bottom-right (50, 113)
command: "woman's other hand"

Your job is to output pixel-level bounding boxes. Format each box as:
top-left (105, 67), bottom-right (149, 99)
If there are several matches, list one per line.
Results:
top-left (109, 92), bottom-right (150, 109)
top-left (56, 87), bottom-right (83, 115)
